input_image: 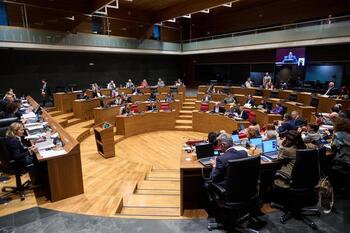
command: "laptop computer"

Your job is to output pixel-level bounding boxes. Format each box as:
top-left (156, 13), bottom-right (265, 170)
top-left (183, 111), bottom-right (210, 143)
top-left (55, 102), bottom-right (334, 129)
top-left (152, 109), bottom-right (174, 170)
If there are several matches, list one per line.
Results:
top-left (231, 134), bottom-right (241, 145)
top-left (250, 137), bottom-right (262, 148)
top-left (262, 139), bottom-right (278, 160)
top-left (195, 143), bottom-right (217, 166)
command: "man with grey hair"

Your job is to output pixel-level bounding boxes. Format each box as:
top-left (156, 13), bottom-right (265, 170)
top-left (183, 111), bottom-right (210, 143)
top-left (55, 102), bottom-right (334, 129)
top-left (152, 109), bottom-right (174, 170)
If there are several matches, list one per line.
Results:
top-left (324, 82), bottom-right (338, 96)
top-left (210, 133), bottom-right (248, 187)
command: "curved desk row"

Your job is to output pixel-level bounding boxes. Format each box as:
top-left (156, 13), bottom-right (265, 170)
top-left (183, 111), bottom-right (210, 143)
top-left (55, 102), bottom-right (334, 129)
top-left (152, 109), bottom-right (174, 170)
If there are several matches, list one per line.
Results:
top-left (93, 101), bottom-right (181, 125)
top-left (115, 111), bottom-right (177, 137)
top-left (27, 97), bottom-right (84, 202)
top-left (197, 85), bottom-right (350, 113)
top-left (192, 111), bottom-right (250, 133)
top-left (72, 97), bottom-right (114, 120)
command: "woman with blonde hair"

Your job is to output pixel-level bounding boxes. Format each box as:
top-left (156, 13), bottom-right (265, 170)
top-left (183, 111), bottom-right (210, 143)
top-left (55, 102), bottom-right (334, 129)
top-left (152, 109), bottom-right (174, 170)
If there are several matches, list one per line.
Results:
top-left (6, 122), bottom-right (37, 166)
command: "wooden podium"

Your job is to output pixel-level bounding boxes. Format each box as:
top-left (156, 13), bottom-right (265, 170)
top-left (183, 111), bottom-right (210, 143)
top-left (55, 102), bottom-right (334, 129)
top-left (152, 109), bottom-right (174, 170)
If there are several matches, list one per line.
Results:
top-left (93, 122), bottom-right (115, 158)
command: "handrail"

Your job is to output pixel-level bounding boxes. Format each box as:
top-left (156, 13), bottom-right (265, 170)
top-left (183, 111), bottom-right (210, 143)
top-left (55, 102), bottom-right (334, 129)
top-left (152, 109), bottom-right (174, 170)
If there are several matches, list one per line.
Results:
top-left (181, 15), bottom-right (350, 43)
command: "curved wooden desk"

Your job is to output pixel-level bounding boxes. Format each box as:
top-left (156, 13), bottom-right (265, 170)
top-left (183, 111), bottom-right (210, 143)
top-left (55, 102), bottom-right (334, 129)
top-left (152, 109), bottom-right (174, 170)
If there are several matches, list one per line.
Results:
top-left (115, 111), bottom-right (176, 137)
top-left (53, 92), bottom-right (80, 113)
top-left (73, 97), bottom-right (114, 120)
top-left (192, 111), bottom-right (250, 133)
top-left (27, 97), bottom-right (84, 202)
top-left (93, 105), bottom-right (121, 125)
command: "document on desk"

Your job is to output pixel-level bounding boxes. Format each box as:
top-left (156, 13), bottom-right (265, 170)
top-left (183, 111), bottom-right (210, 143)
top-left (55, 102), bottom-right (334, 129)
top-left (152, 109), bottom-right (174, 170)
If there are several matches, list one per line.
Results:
top-left (22, 112), bottom-right (36, 119)
top-left (36, 139), bottom-right (55, 150)
top-left (232, 146), bottom-right (249, 152)
top-left (39, 149), bottom-right (66, 158)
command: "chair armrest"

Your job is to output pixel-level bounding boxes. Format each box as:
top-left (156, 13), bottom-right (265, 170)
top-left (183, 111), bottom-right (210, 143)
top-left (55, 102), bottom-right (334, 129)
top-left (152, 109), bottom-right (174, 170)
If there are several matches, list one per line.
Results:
top-left (274, 170), bottom-right (291, 183)
top-left (211, 183), bottom-right (226, 195)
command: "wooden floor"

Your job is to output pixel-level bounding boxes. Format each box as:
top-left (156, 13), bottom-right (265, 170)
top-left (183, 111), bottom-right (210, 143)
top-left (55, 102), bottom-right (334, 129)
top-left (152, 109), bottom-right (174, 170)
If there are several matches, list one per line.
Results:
top-left (0, 122), bottom-right (208, 218)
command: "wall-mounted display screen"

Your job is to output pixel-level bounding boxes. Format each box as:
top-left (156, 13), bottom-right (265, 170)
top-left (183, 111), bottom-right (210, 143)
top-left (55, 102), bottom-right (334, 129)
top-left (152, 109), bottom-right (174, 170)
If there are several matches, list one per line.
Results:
top-left (276, 47), bottom-right (306, 66)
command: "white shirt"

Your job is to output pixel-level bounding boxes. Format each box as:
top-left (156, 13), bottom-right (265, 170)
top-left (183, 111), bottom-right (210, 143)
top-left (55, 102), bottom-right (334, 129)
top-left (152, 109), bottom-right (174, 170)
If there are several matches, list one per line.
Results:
top-left (245, 81), bottom-right (252, 88)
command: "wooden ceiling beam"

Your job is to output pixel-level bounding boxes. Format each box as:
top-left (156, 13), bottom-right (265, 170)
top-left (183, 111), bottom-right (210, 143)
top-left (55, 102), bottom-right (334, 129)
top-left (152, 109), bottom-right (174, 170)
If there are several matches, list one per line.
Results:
top-left (152, 0), bottom-right (236, 23)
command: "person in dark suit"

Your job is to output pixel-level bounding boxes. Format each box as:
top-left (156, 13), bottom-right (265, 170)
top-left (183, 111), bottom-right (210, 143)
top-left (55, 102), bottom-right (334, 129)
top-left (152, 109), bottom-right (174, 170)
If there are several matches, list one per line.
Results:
top-left (291, 110), bottom-right (306, 128)
top-left (238, 106), bottom-right (249, 120)
top-left (40, 79), bottom-right (51, 107)
top-left (147, 102), bottom-right (158, 112)
top-left (5, 122), bottom-right (37, 167)
top-left (211, 103), bottom-right (226, 114)
top-left (278, 114), bottom-right (296, 134)
top-left (324, 82), bottom-right (338, 96)
top-left (245, 94), bottom-right (255, 106)
top-left (210, 133), bottom-right (248, 187)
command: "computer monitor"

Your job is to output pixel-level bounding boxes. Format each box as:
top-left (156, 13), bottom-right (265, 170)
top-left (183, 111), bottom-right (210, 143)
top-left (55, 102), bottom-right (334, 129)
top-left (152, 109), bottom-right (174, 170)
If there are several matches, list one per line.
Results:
top-left (231, 134), bottom-right (241, 144)
top-left (250, 137), bottom-right (262, 148)
top-left (262, 139), bottom-right (278, 154)
top-left (195, 143), bottom-right (214, 159)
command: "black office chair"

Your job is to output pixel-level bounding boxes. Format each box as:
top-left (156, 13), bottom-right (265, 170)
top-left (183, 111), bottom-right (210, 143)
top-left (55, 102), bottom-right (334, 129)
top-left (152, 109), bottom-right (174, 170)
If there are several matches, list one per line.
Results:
top-left (281, 106), bottom-right (288, 115)
top-left (288, 93), bottom-right (297, 101)
top-left (0, 137), bottom-right (34, 202)
top-left (222, 87), bottom-right (230, 95)
top-left (272, 149), bottom-right (321, 229)
top-left (310, 97), bottom-right (319, 108)
top-left (207, 156), bottom-right (263, 232)
top-left (255, 89), bottom-right (263, 96)
top-left (0, 117), bottom-right (18, 128)
top-left (270, 91), bottom-right (279, 98)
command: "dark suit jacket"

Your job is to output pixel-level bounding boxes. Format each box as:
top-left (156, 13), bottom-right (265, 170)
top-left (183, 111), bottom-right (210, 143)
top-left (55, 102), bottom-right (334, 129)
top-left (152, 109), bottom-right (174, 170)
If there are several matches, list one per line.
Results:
top-left (211, 148), bottom-right (248, 187)
top-left (324, 87), bottom-right (338, 96)
top-left (246, 98), bottom-right (255, 106)
top-left (6, 137), bottom-right (31, 162)
top-left (240, 110), bottom-right (249, 120)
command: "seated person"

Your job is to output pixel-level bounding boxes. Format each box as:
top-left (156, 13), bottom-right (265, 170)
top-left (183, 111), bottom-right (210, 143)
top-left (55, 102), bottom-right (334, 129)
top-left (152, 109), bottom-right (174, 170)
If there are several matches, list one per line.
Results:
top-left (5, 102), bottom-right (22, 119)
top-left (264, 80), bottom-right (274, 90)
top-left (82, 91), bottom-right (90, 100)
top-left (0, 93), bottom-right (14, 112)
top-left (270, 103), bottom-right (284, 115)
top-left (147, 102), bottom-right (158, 112)
top-left (338, 86), bottom-right (349, 99)
top-left (107, 80), bottom-right (116, 90)
top-left (206, 84), bottom-right (215, 94)
top-left (210, 133), bottom-right (248, 187)
top-left (316, 111), bottom-right (339, 126)
top-left (324, 82), bottom-right (338, 96)
top-left (132, 88), bottom-right (143, 95)
top-left (208, 132), bottom-right (220, 150)
top-left (211, 103), bottom-right (226, 114)
top-left (125, 79), bottom-right (135, 88)
top-left (91, 83), bottom-right (100, 98)
top-left (235, 106), bottom-right (249, 120)
top-left (222, 94), bottom-right (237, 104)
top-left (148, 92), bottom-right (158, 102)
top-left (274, 130), bottom-right (308, 189)
top-left (262, 124), bottom-right (278, 140)
top-left (300, 123), bottom-right (322, 144)
top-left (277, 114), bottom-right (295, 134)
top-left (157, 78), bottom-right (165, 87)
top-left (111, 88), bottom-right (119, 98)
top-left (246, 127), bottom-right (260, 140)
top-left (257, 99), bottom-right (268, 110)
top-left (201, 94), bottom-right (212, 103)
top-left (245, 77), bottom-right (253, 88)
top-left (140, 79), bottom-right (149, 88)
top-left (225, 106), bottom-right (239, 117)
top-left (282, 51), bottom-right (297, 63)
top-left (164, 92), bottom-right (174, 102)
top-left (246, 120), bottom-right (260, 136)
top-left (120, 104), bottom-right (132, 115)
top-left (5, 122), bottom-right (38, 167)
top-left (291, 110), bottom-right (306, 128)
top-left (245, 94), bottom-right (255, 106)
top-left (175, 78), bottom-right (183, 86)
top-left (114, 95), bottom-right (123, 105)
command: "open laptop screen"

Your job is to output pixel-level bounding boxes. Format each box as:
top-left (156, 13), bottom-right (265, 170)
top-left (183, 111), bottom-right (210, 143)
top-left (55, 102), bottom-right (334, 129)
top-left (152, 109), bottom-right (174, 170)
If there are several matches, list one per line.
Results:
top-left (250, 137), bottom-right (262, 147)
top-left (231, 134), bottom-right (240, 144)
top-left (262, 139), bottom-right (278, 154)
top-left (195, 143), bottom-right (214, 159)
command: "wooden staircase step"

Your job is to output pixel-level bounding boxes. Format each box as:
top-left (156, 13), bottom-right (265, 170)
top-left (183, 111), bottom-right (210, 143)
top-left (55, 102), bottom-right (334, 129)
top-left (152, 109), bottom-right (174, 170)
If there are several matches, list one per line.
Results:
top-left (185, 98), bottom-right (196, 101)
top-left (124, 195), bottom-right (180, 208)
top-left (119, 207), bottom-right (180, 217)
top-left (147, 172), bottom-right (180, 179)
top-left (175, 119), bottom-right (192, 126)
top-left (182, 106), bottom-right (195, 110)
top-left (66, 118), bottom-right (83, 127)
top-left (177, 115), bottom-right (192, 119)
top-left (183, 102), bottom-right (196, 106)
top-left (179, 110), bottom-right (193, 115)
top-left (48, 110), bottom-right (62, 117)
top-left (135, 189), bottom-right (180, 195)
top-left (175, 125), bottom-right (193, 131)
top-left (137, 180), bottom-right (179, 190)
top-left (53, 112), bottom-right (75, 120)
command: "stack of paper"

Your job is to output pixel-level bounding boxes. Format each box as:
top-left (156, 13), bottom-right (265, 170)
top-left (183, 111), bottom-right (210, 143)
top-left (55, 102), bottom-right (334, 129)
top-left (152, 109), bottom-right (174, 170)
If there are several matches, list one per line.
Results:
top-left (22, 112), bottom-right (36, 119)
top-left (39, 149), bottom-right (66, 158)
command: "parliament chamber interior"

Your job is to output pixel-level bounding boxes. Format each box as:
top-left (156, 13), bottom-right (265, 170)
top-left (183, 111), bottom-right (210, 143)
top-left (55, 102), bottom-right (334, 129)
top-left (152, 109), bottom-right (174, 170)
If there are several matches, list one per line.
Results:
top-left (1, 0), bottom-right (350, 232)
